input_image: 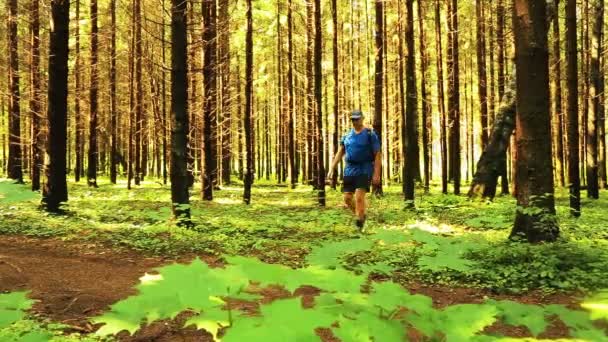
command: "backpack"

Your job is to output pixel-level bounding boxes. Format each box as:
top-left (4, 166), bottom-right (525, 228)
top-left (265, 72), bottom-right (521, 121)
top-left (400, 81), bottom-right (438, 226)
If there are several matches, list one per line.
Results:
top-left (346, 128), bottom-right (375, 164)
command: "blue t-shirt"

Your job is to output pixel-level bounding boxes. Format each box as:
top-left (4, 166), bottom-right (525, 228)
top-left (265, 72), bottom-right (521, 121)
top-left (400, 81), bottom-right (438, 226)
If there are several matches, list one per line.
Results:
top-left (341, 128), bottom-right (381, 177)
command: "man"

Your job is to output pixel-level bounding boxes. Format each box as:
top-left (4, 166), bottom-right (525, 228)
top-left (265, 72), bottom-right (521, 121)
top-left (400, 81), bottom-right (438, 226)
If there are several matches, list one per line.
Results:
top-left (328, 110), bottom-right (381, 231)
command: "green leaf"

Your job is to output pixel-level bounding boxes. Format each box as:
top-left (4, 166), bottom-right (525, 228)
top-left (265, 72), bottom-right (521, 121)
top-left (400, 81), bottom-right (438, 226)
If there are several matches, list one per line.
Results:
top-left (184, 306), bottom-right (230, 339)
top-left (223, 298), bottom-right (334, 342)
top-left (440, 304), bottom-right (499, 341)
top-left (306, 239), bottom-right (374, 269)
top-left (581, 290), bottom-right (608, 321)
top-left (0, 292), bottom-right (34, 329)
top-left (487, 300), bottom-right (548, 337)
top-left (333, 312), bottom-right (405, 342)
top-left (369, 282), bottom-right (433, 314)
top-left (545, 304), bottom-right (606, 340)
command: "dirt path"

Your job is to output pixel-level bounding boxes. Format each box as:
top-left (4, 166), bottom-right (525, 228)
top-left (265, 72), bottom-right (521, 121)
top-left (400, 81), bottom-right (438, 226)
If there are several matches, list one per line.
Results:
top-left (0, 235), bottom-right (587, 341)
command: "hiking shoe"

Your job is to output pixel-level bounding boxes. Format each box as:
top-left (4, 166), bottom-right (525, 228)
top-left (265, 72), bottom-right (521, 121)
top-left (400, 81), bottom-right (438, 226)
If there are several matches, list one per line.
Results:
top-left (355, 219), bottom-right (365, 233)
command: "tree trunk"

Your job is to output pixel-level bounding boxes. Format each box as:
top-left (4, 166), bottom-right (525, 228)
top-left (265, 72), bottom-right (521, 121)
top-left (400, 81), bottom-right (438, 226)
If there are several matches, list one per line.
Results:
top-left (447, 0), bottom-right (461, 194)
top-left (43, 0), bottom-right (70, 212)
top-left (287, 0), bottom-right (296, 188)
top-left (30, 0), bottom-right (42, 191)
top-left (331, 0), bottom-right (339, 189)
top-left (435, 0), bottom-right (448, 194)
top-left (219, 0), bottom-right (231, 185)
top-left (202, 0), bottom-right (218, 200)
top-left (134, 0), bottom-right (142, 185)
top-left (477, 0), bottom-right (489, 149)
top-left (87, 0), bottom-right (99, 188)
top-left (550, 0), bottom-right (565, 188)
top-left (373, 0), bottom-right (384, 196)
top-left (586, 0), bottom-right (602, 198)
top-left (418, 0), bottom-right (431, 192)
top-left (162, 1), bottom-right (168, 185)
top-left (314, 0), bottom-right (325, 205)
top-left (404, 0), bottom-right (417, 206)
top-left (7, 0), bottom-right (23, 183)
top-left (497, 0), bottom-right (510, 195)
top-left (566, 0), bottom-right (581, 216)
top-left (243, 0), bottom-right (254, 204)
top-left (170, 0), bottom-right (191, 225)
top-left (110, 0), bottom-right (118, 184)
top-left (510, 0), bottom-right (559, 242)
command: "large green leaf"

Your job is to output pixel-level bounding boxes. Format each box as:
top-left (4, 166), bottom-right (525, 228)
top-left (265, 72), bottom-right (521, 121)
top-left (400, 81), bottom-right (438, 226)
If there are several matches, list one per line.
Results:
top-left (306, 239), bottom-right (374, 269)
top-left (0, 292), bottom-right (34, 329)
top-left (487, 300), bottom-right (548, 337)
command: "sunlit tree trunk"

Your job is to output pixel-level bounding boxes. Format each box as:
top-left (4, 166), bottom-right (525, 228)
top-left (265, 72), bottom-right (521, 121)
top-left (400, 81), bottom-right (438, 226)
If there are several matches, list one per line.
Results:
top-left (30, 0), bottom-right (42, 191)
top-left (87, 0), bottom-right (99, 188)
top-left (7, 0), bottom-right (23, 183)
top-left (243, 0), bottom-right (254, 204)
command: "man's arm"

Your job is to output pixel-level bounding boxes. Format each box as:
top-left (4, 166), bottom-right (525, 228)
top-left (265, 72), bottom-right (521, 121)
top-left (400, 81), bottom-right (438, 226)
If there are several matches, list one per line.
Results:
top-left (327, 146), bottom-right (345, 178)
top-left (372, 151), bottom-right (382, 185)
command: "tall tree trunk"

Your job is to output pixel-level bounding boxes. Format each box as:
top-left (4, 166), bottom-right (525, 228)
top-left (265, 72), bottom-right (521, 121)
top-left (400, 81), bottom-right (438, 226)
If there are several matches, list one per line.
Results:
top-left (170, 0), bottom-right (191, 225)
top-left (305, 0), bottom-right (315, 188)
top-left (219, 0), bottom-right (231, 185)
top-left (43, 0), bottom-right (70, 212)
top-left (435, 0), bottom-right (448, 194)
top-left (287, 0), bottom-right (296, 188)
top-left (314, 0), bottom-right (325, 205)
top-left (551, 0), bottom-right (565, 187)
top-left (600, 12), bottom-right (607, 190)
top-left (510, 0), bottom-right (559, 242)
top-left (243, 0), bottom-right (254, 204)
top-left (497, 0), bottom-right (510, 195)
top-left (128, 2), bottom-right (135, 189)
top-left (331, 0), bottom-right (339, 189)
top-left (202, 0), bottom-right (218, 200)
top-left (477, 0), bottom-right (489, 149)
top-left (162, 1), bottom-right (168, 185)
top-left (87, 0), bottom-right (99, 188)
top-left (110, 0), bottom-right (118, 184)
top-left (586, 0), bottom-right (602, 198)
top-left (7, 0), bottom-right (23, 183)
top-left (566, 0), bottom-right (581, 216)
top-left (372, 0), bottom-right (384, 195)
top-left (404, 0), bottom-right (417, 205)
top-left (134, 0), bottom-right (142, 185)
top-left (30, 0), bottom-right (42, 191)
top-left (418, 0), bottom-right (431, 192)
top-left (447, 0), bottom-right (461, 194)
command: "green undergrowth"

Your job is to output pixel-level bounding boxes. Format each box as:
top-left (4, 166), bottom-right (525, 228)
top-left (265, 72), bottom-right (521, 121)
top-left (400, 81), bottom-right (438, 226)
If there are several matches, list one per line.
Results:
top-left (1, 178), bottom-right (608, 295)
top-left (0, 292), bottom-right (106, 342)
top-left (91, 256), bottom-right (608, 341)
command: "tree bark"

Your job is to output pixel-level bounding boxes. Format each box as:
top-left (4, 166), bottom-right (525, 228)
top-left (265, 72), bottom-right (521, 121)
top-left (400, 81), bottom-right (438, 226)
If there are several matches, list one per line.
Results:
top-left (404, 0), bottom-right (417, 205)
top-left (7, 0), bottom-right (23, 183)
top-left (43, 0), bottom-right (70, 212)
top-left (110, 0), bottom-right (118, 184)
top-left (586, 0), bottom-right (602, 198)
top-left (287, 0), bottom-right (296, 188)
top-left (170, 0), bottom-right (191, 225)
top-left (331, 0), bottom-right (339, 189)
top-left (418, 0), bottom-right (431, 192)
top-left (243, 0), bottom-right (254, 204)
top-left (566, 0), bottom-right (581, 216)
top-left (510, 0), bottom-right (559, 242)
top-left (134, 0), bottom-right (142, 185)
top-left (87, 0), bottom-right (99, 188)
top-left (219, 0), bottom-right (232, 185)
top-left (476, 0), bottom-right (489, 149)
top-left (373, 0), bottom-right (384, 196)
top-left (314, 0), bottom-right (325, 205)
top-left (447, 0), bottom-right (461, 194)
top-left (435, 0), bottom-right (448, 194)
top-left (550, 0), bottom-right (565, 188)
top-left (203, 0), bottom-right (218, 200)
top-left (30, 0), bottom-right (42, 191)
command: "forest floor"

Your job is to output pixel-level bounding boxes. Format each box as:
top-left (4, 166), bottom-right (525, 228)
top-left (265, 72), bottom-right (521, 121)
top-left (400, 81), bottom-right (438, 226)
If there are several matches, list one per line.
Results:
top-left (0, 178), bottom-right (607, 341)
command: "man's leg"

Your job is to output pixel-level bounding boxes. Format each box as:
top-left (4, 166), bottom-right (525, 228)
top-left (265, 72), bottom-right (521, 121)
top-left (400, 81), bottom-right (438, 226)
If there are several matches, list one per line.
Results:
top-left (343, 192), bottom-right (355, 213)
top-left (354, 189), bottom-right (367, 229)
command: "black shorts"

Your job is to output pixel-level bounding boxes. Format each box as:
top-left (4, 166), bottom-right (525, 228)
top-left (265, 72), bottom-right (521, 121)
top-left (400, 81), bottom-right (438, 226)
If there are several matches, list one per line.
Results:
top-left (342, 175), bottom-right (371, 193)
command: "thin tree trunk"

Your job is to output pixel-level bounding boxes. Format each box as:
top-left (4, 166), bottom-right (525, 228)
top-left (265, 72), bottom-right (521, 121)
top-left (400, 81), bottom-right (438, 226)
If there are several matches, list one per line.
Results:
top-left (435, 0), bottom-right (448, 194)
top-left (7, 0), bottom-right (23, 183)
top-left (202, 0), bottom-right (218, 200)
top-left (447, 0), bottom-right (461, 194)
top-left (314, 0), bottom-right (325, 205)
top-left (373, 0), bottom-right (384, 196)
top-left (551, 0), bottom-right (565, 187)
top-left (287, 0), bottom-right (296, 188)
top-left (134, 0), bottom-right (142, 185)
top-left (162, 1), bottom-right (168, 185)
top-left (219, 0), bottom-right (232, 185)
top-left (43, 0), bottom-right (70, 212)
top-left (404, 0), bottom-right (417, 205)
top-left (243, 0), bottom-right (254, 204)
top-left (30, 0), bottom-right (42, 191)
top-left (510, 0), bottom-right (559, 242)
top-left (566, 0), bottom-right (581, 216)
top-left (170, 0), bottom-right (191, 225)
top-left (586, 0), bottom-right (602, 198)
top-left (331, 0), bottom-right (339, 189)
top-left (110, 0), bottom-right (118, 184)
top-left (87, 0), bottom-right (99, 188)
top-left (418, 0), bottom-right (431, 192)
top-left (497, 0), bottom-right (509, 195)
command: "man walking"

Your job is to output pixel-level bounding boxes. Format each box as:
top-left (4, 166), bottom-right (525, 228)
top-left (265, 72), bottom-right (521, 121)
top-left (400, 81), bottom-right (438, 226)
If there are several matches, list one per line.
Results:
top-left (328, 110), bottom-right (381, 231)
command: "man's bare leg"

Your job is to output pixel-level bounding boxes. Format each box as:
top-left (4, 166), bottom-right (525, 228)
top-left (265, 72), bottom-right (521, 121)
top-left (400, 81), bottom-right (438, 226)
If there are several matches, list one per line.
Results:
top-left (354, 189), bottom-right (367, 230)
top-left (343, 192), bottom-right (355, 213)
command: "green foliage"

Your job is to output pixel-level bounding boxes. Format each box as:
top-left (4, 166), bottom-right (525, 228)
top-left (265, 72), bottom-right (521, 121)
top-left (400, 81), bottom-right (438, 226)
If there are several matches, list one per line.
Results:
top-left (0, 181), bottom-right (39, 204)
top-left (0, 292), bottom-right (35, 329)
top-left (581, 290), bottom-right (608, 321)
top-left (487, 300), bottom-right (548, 337)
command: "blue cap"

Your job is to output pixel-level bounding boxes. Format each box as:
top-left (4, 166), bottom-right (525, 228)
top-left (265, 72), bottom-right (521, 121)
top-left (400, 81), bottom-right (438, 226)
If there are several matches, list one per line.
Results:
top-left (351, 110), bottom-right (363, 119)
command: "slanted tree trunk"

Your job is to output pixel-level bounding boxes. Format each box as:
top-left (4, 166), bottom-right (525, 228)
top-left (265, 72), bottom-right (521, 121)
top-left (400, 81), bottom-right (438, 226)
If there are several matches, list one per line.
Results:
top-left (202, 0), bottom-right (218, 200)
top-left (243, 0), bottom-right (254, 204)
top-left (43, 0), bottom-right (70, 212)
top-left (403, 0), bottom-right (417, 206)
top-left (7, 0), bottom-right (23, 183)
top-left (586, 0), bottom-right (603, 199)
top-left (87, 0), bottom-right (99, 188)
top-left (468, 71), bottom-right (516, 199)
top-left (169, 0), bottom-right (191, 225)
top-left (373, 0), bottom-right (384, 196)
top-left (30, 0), bottom-right (42, 191)
top-left (510, 0), bottom-right (559, 242)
